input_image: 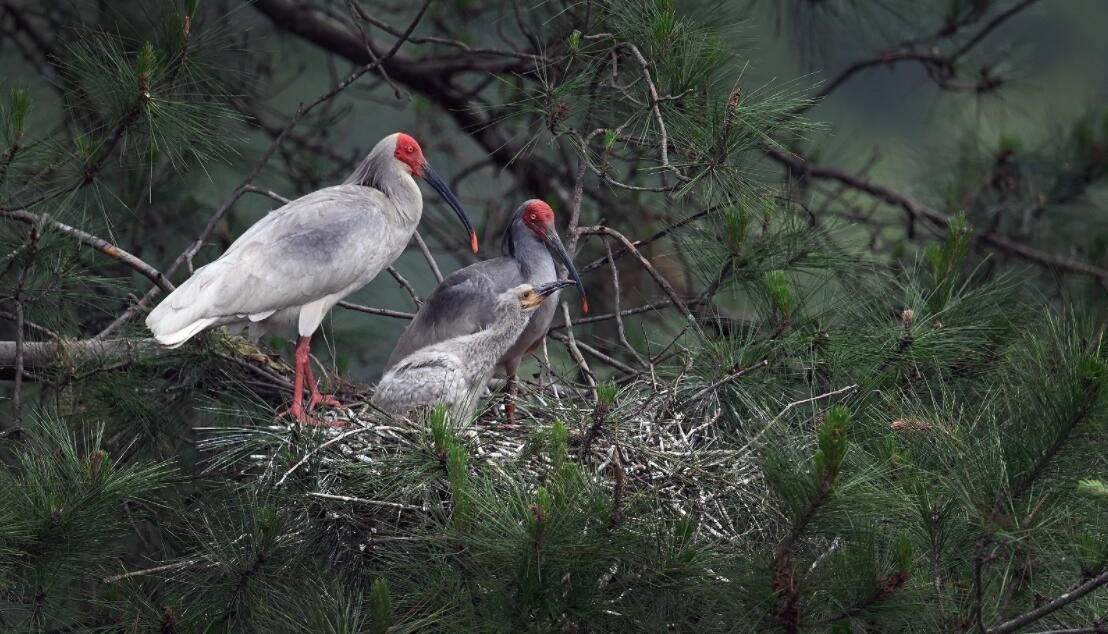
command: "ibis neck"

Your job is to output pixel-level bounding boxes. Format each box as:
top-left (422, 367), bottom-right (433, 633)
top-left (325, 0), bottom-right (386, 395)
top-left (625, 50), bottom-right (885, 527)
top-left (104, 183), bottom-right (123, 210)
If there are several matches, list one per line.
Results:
top-left (469, 302), bottom-right (531, 366)
top-left (345, 152), bottom-right (422, 226)
top-left (505, 223), bottom-right (553, 279)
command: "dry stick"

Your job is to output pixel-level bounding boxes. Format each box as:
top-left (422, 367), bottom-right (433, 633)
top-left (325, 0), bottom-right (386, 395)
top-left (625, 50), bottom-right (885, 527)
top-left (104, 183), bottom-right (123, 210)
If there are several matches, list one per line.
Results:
top-left (547, 330), bottom-right (635, 375)
top-left (412, 230), bottom-right (443, 283)
top-left (986, 569), bottom-right (1108, 634)
top-left (0, 310), bottom-right (59, 340)
top-left (240, 184), bottom-right (290, 205)
top-left (95, 6), bottom-right (428, 339)
top-left (577, 225), bottom-right (699, 330)
top-left (3, 209), bottom-right (174, 293)
top-left (577, 206), bottom-right (716, 275)
top-left (305, 491), bottom-right (425, 512)
top-left (603, 237), bottom-right (651, 370)
top-left (555, 156), bottom-right (595, 392)
top-left (336, 301), bottom-right (414, 320)
top-left (683, 359), bottom-right (769, 407)
top-left (276, 426), bottom-right (374, 486)
top-left (387, 266), bottom-right (422, 306)
top-left (619, 42), bottom-right (688, 183)
top-left (9, 214), bottom-right (46, 426)
top-left (550, 298), bottom-right (704, 330)
top-left (735, 384), bottom-right (860, 456)
top-left (102, 559), bottom-right (202, 584)
top-left (559, 302), bottom-right (595, 390)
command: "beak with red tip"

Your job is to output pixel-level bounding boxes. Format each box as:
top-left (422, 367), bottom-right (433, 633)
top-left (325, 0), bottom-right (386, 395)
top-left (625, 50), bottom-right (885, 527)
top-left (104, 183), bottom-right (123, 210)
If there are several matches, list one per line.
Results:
top-left (522, 279), bottom-right (577, 309)
top-left (422, 162), bottom-right (479, 254)
top-left (542, 230), bottom-right (589, 313)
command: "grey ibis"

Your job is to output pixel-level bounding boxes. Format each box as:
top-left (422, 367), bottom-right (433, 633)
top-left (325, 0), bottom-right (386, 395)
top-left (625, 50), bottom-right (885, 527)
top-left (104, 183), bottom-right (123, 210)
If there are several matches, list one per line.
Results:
top-left (381, 199), bottom-right (587, 422)
top-left (145, 132), bottom-right (478, 423)
top-left (372, 280), bottom-right (575, 420)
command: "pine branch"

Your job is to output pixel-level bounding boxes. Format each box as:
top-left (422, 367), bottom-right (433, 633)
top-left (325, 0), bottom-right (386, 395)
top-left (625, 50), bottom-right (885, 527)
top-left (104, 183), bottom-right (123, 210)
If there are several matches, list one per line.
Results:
top-left (986, 569), bottom-right (1108, 634)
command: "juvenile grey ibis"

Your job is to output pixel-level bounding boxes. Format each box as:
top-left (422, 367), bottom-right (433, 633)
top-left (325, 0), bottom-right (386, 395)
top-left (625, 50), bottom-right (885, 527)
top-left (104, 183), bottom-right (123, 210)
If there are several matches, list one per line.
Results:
top-left (372, 280), bottom-right (575, 420)
top-left (381, 199), bottom-right (587, 422)
top-left (145, 132), bottom-right (478, 424)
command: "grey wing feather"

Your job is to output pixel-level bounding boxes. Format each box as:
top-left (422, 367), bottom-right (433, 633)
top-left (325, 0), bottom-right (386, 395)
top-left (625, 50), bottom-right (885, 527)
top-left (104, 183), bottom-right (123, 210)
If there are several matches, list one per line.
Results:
top-left (383, 257), bottom-right (524, 369)
top-left (372, 352), bottom-right (469, 415)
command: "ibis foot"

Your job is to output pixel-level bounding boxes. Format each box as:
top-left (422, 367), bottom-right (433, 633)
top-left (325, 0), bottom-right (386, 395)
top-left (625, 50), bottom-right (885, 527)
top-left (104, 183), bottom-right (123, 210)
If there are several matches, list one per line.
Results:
top-left (275, 404), bottom-right (345, 428)
top-left (308, 390), bottom-right (343, 411)
top-left (504, 398), bottom-right (517, 425)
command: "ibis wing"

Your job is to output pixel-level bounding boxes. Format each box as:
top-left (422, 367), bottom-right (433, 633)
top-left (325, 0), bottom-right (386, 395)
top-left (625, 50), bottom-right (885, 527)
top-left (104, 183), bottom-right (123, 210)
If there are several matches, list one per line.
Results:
top-left (372, 351), bottom-right (468, 415)
top-left (383, 257), bottom-right (524, 370)
top-left (148, 186), bottom-right (392, 340)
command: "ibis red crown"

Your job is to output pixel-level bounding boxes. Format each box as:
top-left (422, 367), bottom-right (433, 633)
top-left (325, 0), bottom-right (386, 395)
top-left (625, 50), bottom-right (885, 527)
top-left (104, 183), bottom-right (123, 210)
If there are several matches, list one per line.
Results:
top-left (393, 133), bottom-right (426, 177)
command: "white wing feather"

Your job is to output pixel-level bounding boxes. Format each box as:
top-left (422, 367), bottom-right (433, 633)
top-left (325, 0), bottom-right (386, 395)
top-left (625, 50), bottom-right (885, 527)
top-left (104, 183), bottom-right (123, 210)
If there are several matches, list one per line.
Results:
top-left (146, 185), bottom-right (395, 345)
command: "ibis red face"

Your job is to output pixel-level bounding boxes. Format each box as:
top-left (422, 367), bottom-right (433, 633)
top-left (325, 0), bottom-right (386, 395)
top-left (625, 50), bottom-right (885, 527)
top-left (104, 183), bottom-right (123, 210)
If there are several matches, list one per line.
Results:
top-left (395, 133), bottom-right (479, 254)
top-left (522, 200), bottom-right (589, 313)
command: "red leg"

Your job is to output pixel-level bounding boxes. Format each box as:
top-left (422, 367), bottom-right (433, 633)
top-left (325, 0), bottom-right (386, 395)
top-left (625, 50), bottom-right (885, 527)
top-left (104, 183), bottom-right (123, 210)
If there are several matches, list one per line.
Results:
top-left (303, 360), bottom-right (343, 410)
top-left (277, 335), bottom-right (311, 423)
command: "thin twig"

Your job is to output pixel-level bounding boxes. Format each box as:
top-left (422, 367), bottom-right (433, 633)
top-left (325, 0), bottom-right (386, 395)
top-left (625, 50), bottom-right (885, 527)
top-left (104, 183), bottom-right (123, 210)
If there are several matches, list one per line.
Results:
top-left (577, 224), bottom-right (698, 327)
top-left (276, 426), bottom-right (374, 486)
top-left (102, 559), bottom-right (202, 584)
top-left (767, 148), bottom-right (1108, 286)
top-left (387, 266), bottom-right (422, 307)
top-left (683, 359), bottom-right (768, 406)
top-left (336, 301), bottom-right (415, 320)
top-left (3, 209), bottom-right (174, 292)
top-left (736, 384), bottom-right (860, 456)
top-left (559, 301), bottom-right (595, 391)
top-left (412, 230), bottom-right (443, 283)
top-left (305, 491), bottom-right (425, 512)
top-left (603, 237), bottom-right (651, 370)
top-left (9, 213), bottom-right (46, 426)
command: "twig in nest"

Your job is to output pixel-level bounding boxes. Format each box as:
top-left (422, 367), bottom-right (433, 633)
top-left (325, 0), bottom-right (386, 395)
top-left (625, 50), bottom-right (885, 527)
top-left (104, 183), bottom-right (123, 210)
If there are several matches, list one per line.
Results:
top-left (276, 425), bottom-right (374, 486)
top-left (737, 384), bottom-right (860, 455)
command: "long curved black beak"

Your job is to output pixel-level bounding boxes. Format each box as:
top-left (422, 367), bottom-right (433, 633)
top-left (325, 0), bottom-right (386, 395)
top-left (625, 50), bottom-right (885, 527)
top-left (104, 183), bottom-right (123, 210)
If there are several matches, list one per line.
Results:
top-left (422, 162), bottom-right (479, 253)
top-left (543, 230), bottom-right (589, 312)
top-left (534, 279), bottom-right (577, 298)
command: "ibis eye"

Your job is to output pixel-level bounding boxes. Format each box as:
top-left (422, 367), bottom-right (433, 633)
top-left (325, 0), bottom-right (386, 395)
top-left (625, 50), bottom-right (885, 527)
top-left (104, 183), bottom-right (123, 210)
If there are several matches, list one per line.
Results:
top-left (529, 213), bottom-right (537, 221)
top-left (406, 146), bottom-right (415, 153)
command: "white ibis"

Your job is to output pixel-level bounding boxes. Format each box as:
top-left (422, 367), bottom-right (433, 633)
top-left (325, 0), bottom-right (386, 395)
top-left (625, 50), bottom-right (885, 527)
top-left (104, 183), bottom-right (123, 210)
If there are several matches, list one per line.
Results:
top-left (381, 200), bottom-right (587, 422)
top-left (372, 280), bottom-right (575, 420)
top-left (145, 132), bottom-right (478, 423)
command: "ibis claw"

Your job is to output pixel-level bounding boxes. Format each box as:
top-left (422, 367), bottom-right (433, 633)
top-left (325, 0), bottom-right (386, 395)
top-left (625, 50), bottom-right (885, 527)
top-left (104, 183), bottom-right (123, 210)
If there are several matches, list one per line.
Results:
top-left (275, 402), bottom-right (346, 428)
top-left (308, 391), bottom-right (343, 411)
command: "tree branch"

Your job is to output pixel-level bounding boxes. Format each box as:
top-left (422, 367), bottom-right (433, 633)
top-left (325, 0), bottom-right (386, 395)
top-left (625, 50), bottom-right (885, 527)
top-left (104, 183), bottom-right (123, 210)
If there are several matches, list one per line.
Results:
top-left (767, 148), bottom-right (1108, 286)
top-left (986, 569), bottom-right (1108, 634)
top-left (2, 208), bottom-right (174, 292)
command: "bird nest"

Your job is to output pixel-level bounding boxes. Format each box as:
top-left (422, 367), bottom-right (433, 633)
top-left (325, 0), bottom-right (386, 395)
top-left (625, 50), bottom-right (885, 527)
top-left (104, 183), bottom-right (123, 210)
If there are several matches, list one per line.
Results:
top-left (229, 373), bottom-right (783, 546)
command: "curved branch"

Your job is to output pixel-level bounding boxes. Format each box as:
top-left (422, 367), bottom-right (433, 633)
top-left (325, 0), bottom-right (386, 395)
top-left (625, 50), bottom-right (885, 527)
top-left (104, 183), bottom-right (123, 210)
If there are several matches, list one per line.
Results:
top-left (767, 148), bottom-right (1108, 287)
top-left (986, 569), bottom-right (1108, 634)
top-left (2, 209), bottom-right (174, 292)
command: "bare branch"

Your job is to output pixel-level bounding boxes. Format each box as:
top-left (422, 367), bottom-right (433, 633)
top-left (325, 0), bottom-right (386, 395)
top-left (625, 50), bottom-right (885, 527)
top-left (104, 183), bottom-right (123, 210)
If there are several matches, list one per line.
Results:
top-left (2, 209), bottom-right (174, 292)
top-left (768, 148), bottom-right (1108, 287)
